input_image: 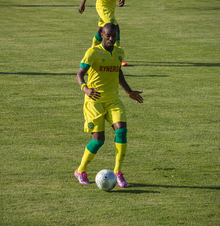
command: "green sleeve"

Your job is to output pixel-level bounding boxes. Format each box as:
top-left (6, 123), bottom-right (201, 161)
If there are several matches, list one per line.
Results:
top-left (80, 63), bottom-right (90, 70)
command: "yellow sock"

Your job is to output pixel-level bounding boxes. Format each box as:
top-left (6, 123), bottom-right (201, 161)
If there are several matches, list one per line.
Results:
top-left (78, 148), bottom-right (96, 173)
top-left (114, 143), bottom-right (127, 174)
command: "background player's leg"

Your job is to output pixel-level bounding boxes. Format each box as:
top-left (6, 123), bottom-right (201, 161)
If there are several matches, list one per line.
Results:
top-left (92, 26), bottom-right (102, 47)
top-left (115, 25), bottom-right (127, 66)
top-left (115, 25), bottom-right (120, 47)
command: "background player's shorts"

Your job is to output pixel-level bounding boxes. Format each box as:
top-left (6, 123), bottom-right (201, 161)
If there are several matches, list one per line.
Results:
top-left (96, 7), bottom-right (118, 27)
top-left (83, 100), bottom-right (127, 133)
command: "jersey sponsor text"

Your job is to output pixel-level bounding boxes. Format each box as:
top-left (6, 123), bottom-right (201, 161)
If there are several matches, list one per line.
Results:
top-left (99, 65), bottom-right (120, 72)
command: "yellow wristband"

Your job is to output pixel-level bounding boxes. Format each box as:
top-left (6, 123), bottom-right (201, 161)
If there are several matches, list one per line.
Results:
top-left (81, 83), bottom-right (87, 90)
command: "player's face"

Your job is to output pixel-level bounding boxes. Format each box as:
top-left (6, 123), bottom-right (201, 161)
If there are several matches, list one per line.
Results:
top-left (101, 29), bottom-right (117, 51)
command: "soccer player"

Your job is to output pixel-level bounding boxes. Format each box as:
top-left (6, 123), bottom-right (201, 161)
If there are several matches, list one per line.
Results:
top-left (74, 23), bottom-right (143, 188)
top-left (79, 0), bottom-right (128, 66)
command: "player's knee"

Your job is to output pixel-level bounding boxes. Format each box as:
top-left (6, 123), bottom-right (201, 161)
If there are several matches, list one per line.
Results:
top-left (86, 139), bottom-right (104, 154)
top-left (115, 127), bottom-right (127, 144)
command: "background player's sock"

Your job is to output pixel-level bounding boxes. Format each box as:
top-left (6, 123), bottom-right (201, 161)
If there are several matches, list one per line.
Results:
top-left (92, 32), bottom-right (102, 47)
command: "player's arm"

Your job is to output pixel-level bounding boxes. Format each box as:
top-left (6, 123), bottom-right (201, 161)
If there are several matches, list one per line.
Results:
top-left (79, 0), bottom-right (86, 14)
top-left (119, 68), bottom-right (143, 103)
top-left (76, 67), bottom-right (101, 101)
top-left (118, 0), bottom-right (125, 7)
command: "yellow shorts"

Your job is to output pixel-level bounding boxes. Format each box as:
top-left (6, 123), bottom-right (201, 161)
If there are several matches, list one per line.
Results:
top-left (83, 100), bottom-right (127, 133)
top-left (96, 7), bottom-right (118, 27)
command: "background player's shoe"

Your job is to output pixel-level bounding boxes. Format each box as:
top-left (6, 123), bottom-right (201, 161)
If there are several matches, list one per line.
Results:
top-left (74, 168), bottom-right (90, 184)
top-left (121, 60), bottom-right (127, 66)
top-left (116, 171), bottom-right (127, 188)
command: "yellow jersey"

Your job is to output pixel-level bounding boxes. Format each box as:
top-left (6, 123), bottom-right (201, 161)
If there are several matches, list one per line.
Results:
top-left (80, 44), bottom-right (125, 102)
top-left (96, 0), bottom-right (116, 11)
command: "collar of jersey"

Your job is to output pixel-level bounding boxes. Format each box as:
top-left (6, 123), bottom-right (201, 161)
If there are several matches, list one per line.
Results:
top-left (102, 43), bottom-right (114, 56)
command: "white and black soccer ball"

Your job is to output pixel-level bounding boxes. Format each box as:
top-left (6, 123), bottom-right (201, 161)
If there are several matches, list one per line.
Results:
top-left (95, 169), bottom-right (117, 191)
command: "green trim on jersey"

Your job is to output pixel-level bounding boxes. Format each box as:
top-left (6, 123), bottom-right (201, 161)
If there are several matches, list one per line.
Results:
top-left (80, 62), bottom-right (90, 70)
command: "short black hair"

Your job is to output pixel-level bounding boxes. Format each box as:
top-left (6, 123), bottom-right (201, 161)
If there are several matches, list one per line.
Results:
top-left (102, 23), bottom-right (117, 34)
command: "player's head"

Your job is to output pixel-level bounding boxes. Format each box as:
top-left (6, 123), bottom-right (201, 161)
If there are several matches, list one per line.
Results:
top-left (101, 23), bottom-right (118, 51)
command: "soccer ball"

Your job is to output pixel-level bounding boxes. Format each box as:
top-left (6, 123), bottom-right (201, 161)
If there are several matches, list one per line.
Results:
top-left (95, 169), bottom-right (117, 191)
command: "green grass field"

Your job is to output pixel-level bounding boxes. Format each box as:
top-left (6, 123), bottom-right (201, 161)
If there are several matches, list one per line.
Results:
top-left (1, 0), bottom-right (220, 225)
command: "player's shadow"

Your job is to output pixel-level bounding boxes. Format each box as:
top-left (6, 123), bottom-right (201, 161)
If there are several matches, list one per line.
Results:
top-left (0, 71), bottom-right (167, 78)
top-left (170, 6), bottom-right (220, 11)
top-left (110, 183), bottom-right (160, 194)
top-left (89, 181), bottom-right (160, 194)
top-left (125, 74), bottom-right (169, 77)
top-left (0, 72), bottom-right (76, 76)
top-left (124, 61), bottom-right (220, 77)
top-left (126, 61), bottom-right (220, 67)
top-left (110, 183), bottom-right (220, 193)
top-left (111, 189), bottom-right (160, 194)
top-left (128, 183), bottom-right (220, 190)
top-left (9, 5), bottom-right (95, 8)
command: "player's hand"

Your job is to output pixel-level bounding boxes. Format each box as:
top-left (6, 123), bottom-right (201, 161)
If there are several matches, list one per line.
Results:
top-left (118, 0), bottom-right (125, 7)
top-left (128, 91), bottom-right (143, 103)
top-left (79, 1), bottom-right (86, 14)
top-left (84, 87), bottom-right (101, 101)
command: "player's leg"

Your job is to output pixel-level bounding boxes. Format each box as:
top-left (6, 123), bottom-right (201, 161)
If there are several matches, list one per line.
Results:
top-left (106, 101), bottom-right (128, 187)
top-left (75, 102), bottom-right (105, 184)
top-left (78, 132), bottom-right (105, 173)
top-left (113, 122), bottom-right (127, 173)
top-left (76, 131), bottom-right (104, 171)
top-left (75, 132), bottom-right (104, 184)
top-left (113, 122), bottom-right (128, 187)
